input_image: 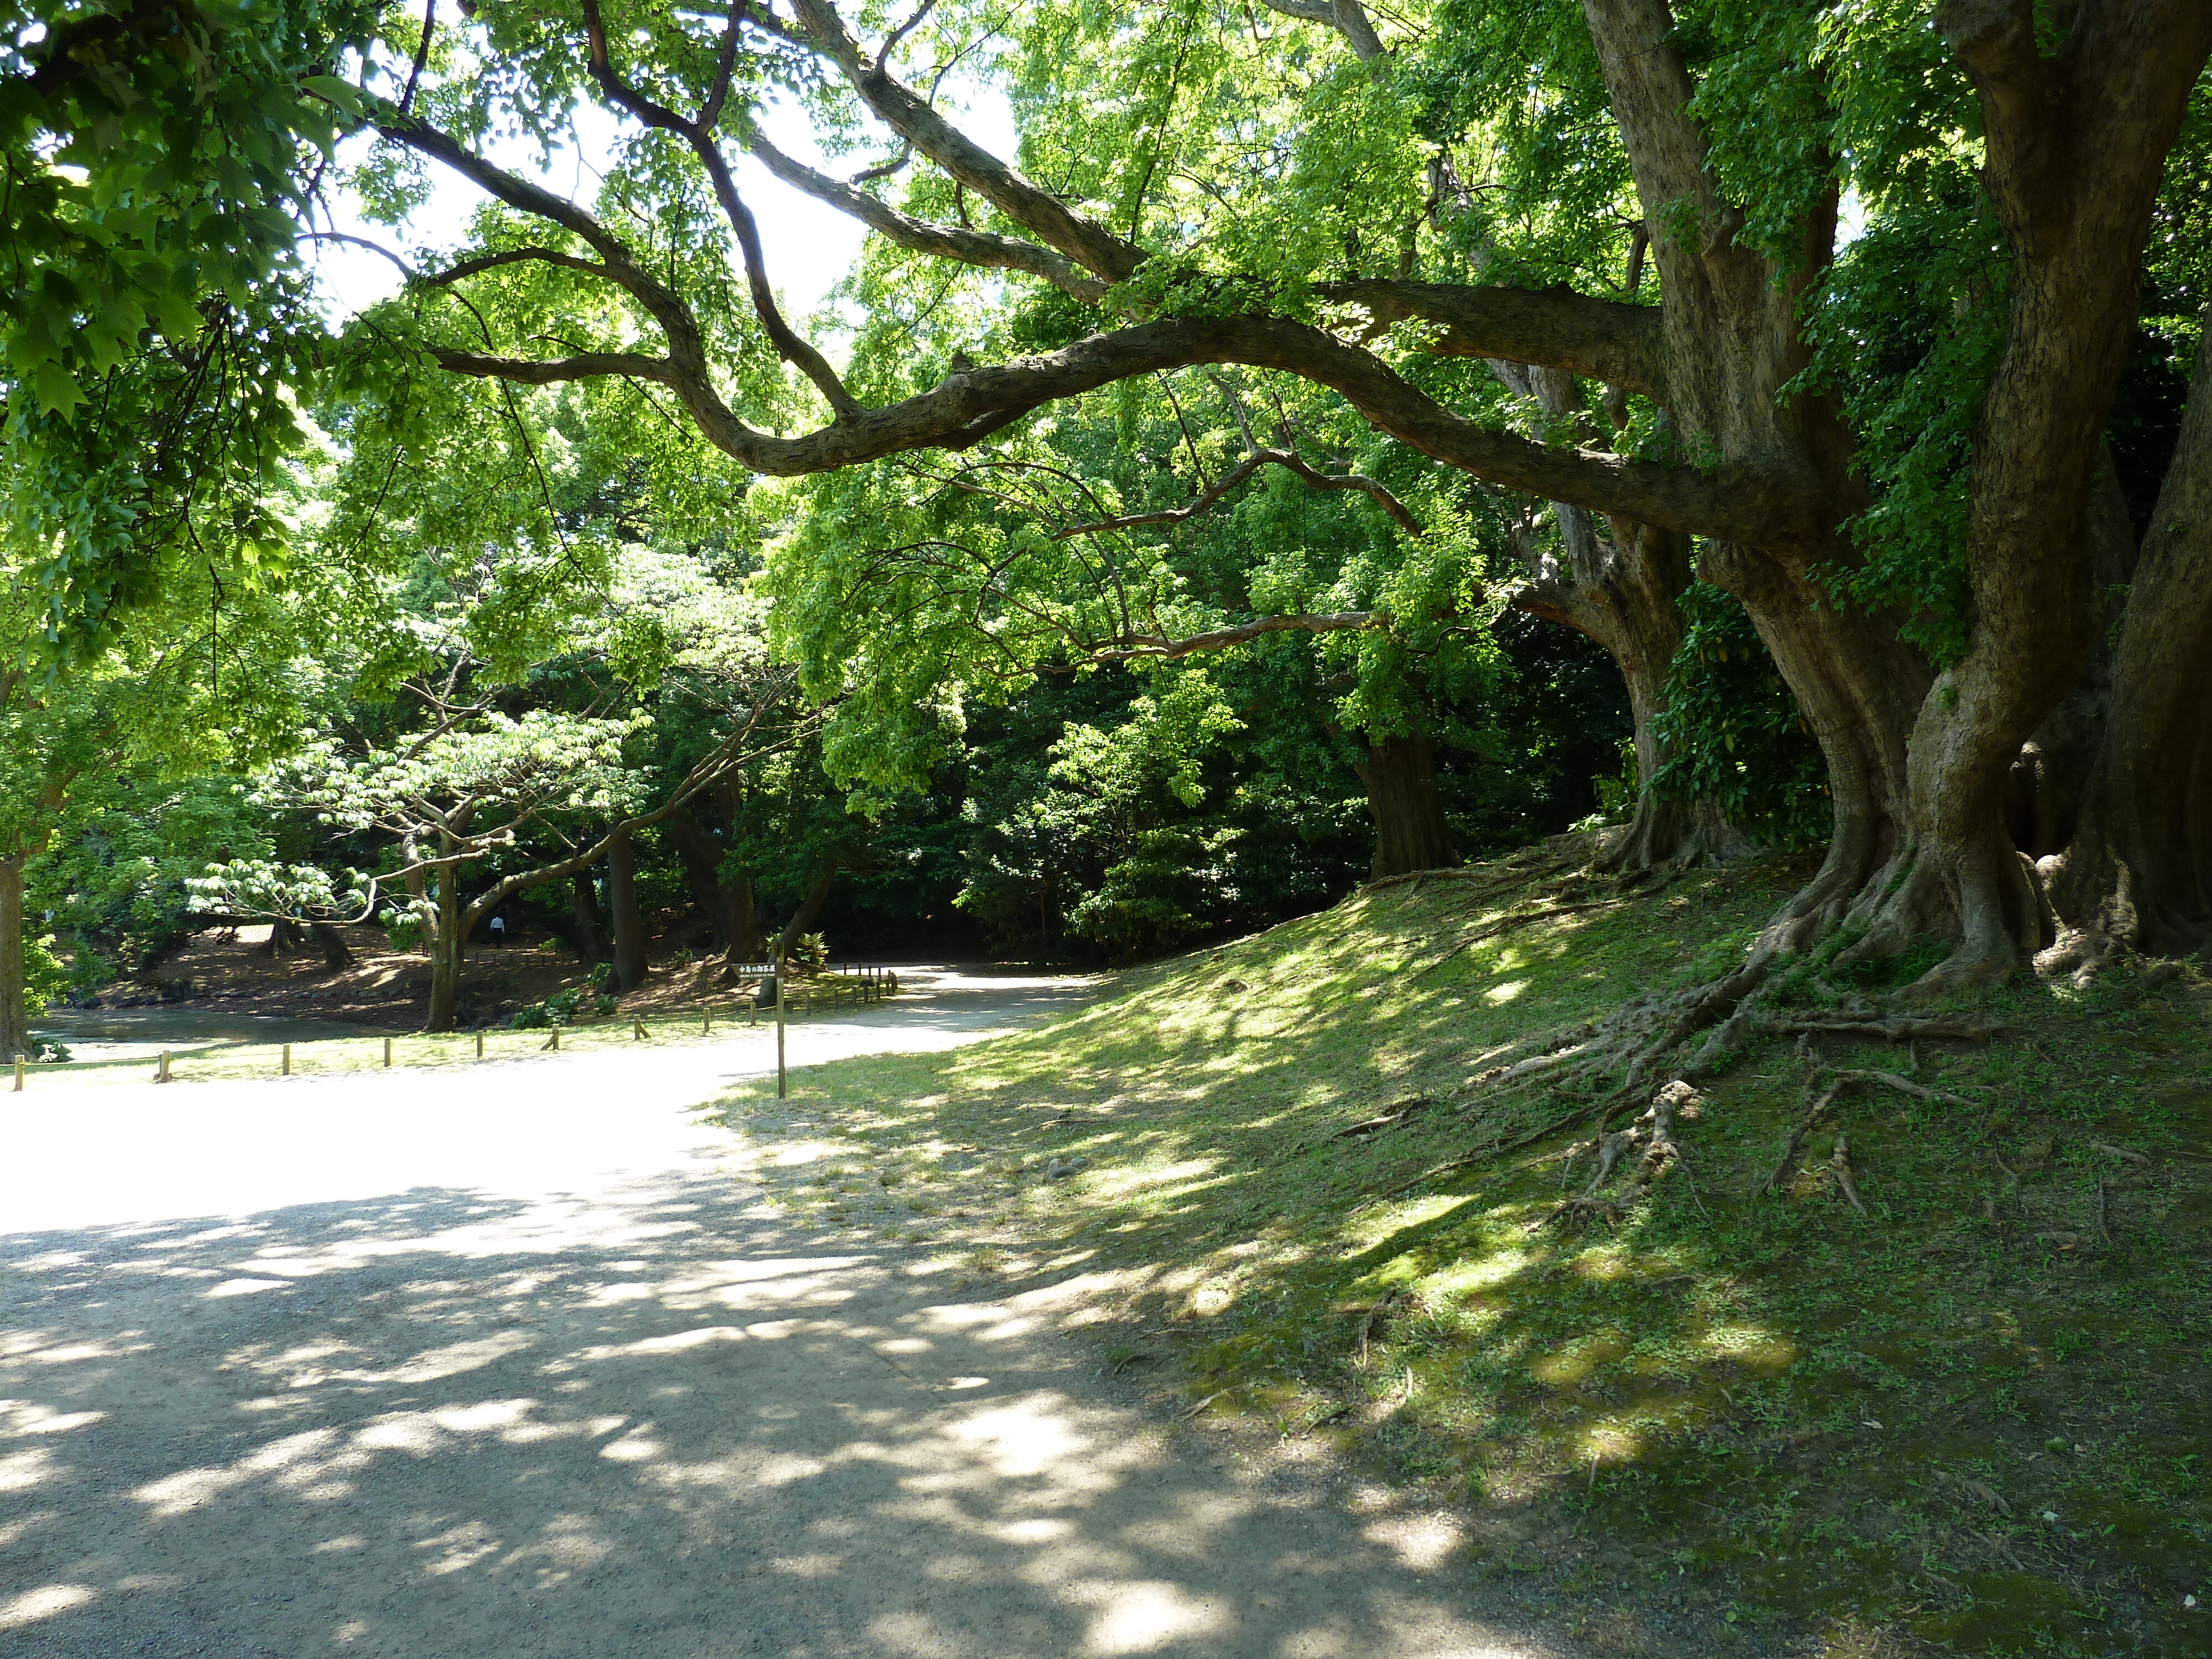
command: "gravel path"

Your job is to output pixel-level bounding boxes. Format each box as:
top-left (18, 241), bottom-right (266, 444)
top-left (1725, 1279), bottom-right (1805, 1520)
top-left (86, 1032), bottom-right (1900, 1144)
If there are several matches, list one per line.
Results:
top-left (1, 969), bottom-right (1558, 1657)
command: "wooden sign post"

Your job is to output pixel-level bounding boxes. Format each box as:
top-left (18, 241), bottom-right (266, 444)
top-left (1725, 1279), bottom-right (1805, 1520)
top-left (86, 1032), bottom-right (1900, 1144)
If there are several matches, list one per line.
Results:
top-left (774, 971), bottom-right (787, 1099)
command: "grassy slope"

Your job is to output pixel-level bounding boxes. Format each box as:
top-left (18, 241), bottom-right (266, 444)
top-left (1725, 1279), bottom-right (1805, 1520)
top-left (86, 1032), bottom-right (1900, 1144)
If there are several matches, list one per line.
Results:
top-left (716, 843), bottom-right (2211, 1657)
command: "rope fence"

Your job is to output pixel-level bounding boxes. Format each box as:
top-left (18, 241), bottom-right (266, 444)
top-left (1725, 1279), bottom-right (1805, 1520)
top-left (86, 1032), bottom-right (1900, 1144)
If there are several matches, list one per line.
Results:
top-left (8, 965), bottom-right (902, 1091)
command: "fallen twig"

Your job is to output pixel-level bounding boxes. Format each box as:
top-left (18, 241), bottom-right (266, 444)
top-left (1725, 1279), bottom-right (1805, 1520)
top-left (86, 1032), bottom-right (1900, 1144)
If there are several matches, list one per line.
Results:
top-left (2087, 1139), bottom-right (2151, 1166)
top-left (1355, 1288), bottom-right (1404, 1366)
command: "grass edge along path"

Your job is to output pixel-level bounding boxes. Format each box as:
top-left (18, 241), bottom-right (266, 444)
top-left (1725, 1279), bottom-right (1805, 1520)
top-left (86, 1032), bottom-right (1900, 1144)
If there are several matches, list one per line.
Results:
top-left (713, 847), bottom-right (2211, 1659)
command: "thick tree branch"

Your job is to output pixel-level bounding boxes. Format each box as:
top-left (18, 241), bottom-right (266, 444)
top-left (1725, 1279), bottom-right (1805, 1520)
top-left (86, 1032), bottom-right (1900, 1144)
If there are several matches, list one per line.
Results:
top-left (1259, 0), bottom-right (1385, 61)
top-left (428, 347), bottom-right (682, 386)
top-left (746, 132), bottom-right (1110, 300)
top-left (1324, 278), bottom-right (1666, 398)
top-left (1057, 446), bottom-right (1420, 538)
top-left (785, 0), bottom-right (1147, 282)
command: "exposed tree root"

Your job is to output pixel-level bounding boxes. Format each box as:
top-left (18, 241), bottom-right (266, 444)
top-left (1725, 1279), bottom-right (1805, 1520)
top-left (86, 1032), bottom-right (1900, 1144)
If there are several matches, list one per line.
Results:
top-left (1830, 1135), bottom-right (1869, 1217)
top-left (1533, 1079), bottom-right (1694, 1231)
top-left (1765, 1083), bottom-right (1844, 1194)
top-left (1415, 899), bottom-right (1626, 978)
top-left (1359, 857), bottom-right (1569, 896)
top-left (1771, 1014), bottom-right (2003, 1043)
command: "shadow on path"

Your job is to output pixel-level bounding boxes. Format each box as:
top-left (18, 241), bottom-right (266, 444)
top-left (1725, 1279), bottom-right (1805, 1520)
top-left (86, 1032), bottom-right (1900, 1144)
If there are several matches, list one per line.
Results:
top-left (2, 1154), bottom-right (1559, 1657)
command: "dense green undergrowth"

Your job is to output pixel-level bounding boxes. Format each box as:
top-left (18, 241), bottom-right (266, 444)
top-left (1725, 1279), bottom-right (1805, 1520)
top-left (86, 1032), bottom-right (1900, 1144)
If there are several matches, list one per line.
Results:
top-left (715, 841), bottom-right (2211, 1657)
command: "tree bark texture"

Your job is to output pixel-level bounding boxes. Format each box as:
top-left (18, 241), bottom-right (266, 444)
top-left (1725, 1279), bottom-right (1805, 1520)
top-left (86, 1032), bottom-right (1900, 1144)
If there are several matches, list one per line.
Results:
top-left (607, 826), bottom-right (649, 992)
top-left (0, 858), bottom-right (28, 1062)
top-left (1358, 729), bottom-right (1458, 879)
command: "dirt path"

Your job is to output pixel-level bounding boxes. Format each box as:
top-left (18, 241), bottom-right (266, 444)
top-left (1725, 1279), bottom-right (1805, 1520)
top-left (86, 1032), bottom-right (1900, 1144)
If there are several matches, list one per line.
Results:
top-left (1, 969), bottom-right (1561, 1657)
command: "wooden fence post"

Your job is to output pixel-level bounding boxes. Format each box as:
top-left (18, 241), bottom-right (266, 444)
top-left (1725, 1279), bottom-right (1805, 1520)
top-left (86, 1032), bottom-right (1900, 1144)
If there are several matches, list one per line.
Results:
top-left (12, 1053), bottom-right (22, 1093)
top-left (475, 1030), bottom-right (484, 1060)
top-left (382, 1036), bottom-right (392, 1068)
top-left (282, 1044), bottom-right (291, 1077)
top-left (156, 1051), bottom-right (171, 1084)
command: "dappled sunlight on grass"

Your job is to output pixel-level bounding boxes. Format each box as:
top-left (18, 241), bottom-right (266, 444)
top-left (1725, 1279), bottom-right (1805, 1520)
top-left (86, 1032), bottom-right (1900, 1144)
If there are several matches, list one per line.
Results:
top-left (721, 843), bottom-right (2212, 1652)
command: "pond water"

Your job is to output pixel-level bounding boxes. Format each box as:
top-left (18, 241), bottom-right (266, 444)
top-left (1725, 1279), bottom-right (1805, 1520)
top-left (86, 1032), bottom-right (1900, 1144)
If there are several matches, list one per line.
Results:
top-left (33, 1008), bottom-right (387, 1064)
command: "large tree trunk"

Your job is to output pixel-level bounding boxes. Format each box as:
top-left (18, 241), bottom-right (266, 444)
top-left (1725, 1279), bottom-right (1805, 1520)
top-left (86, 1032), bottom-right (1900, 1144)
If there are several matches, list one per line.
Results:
top-left (1819, 2), bottom-right (2212, 980)
top-left (1357, 729), bottom-right (1458, 879)
top-left (310, 923), bottom-right (355, 971)
top-left (0, 857), bottom-right (28, 1062)
top-left (1580, 0), bottom-right (1971, 966)
top-left (606, 827), bottom-right (648, 992)
top-left (2046, 321), bottom-right (2212, 961)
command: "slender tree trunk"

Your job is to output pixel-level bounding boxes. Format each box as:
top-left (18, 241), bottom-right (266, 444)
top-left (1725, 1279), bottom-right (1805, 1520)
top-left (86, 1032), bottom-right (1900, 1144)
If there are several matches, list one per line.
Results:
top-left (1519, 518), bottom-right (1758, 871)
top-left (773, 860), bottom-right (839, 961)
top-left (1357, 729), bottom-right (1457, 879)
top-left (0, 857), bottom-right (29, 1062)
top-left (731, 874), bottom-right (758, 962)
top-left (607, 827), bottom-right (648, 992)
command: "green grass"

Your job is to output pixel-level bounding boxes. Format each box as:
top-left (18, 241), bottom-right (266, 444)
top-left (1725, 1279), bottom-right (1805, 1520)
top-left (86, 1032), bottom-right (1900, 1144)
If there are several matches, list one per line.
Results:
top-left (713, 847), bottom-right (2212, 1656)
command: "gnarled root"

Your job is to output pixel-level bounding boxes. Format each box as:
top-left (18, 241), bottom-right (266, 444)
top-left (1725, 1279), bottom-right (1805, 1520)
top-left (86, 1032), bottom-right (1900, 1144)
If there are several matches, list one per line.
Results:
top-left (1536, 1079), bottom-right (1695, 1231)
